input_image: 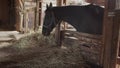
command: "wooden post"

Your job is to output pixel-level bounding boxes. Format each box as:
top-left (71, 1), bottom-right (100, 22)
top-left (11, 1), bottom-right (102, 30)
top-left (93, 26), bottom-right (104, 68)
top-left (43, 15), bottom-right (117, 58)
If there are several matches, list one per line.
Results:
top-left (55, 0), bottom-right (62, 46)
top-left (24, 12), bottom-right (29, 33)
top-left (103, 0), bottom-right (120, 68)
top-left (111, 11), bottom-right (120, 68)
top-left (35, 0), bottom-right (40, 31)
top-left (103, 12), bottom-right (120, 68)
top-left (55, 23), bottom-right (61, 46)
top-left (55, 0), bottom-right (67, 46)
top-left (14, 0), bottom-right (24, 32)
top-left (39, 0), bottom-right (42, 26)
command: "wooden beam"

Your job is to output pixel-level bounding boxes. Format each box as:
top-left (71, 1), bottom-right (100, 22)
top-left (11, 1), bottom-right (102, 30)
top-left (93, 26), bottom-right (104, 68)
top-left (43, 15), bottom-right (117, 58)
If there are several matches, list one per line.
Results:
top-left (55, 0), bottom-right (63, 46)
top-left (34, 0), bottom-right (42, 31)
top-left (55, 23), bottom-right (61, 46)
top-left (103, 0), bottom-right (120, 68)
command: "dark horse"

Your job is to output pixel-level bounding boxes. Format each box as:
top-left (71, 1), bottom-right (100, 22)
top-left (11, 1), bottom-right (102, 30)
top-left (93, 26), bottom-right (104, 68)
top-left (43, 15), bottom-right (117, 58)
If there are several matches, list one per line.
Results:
top-left (42, 3), bottom-right (104, 36)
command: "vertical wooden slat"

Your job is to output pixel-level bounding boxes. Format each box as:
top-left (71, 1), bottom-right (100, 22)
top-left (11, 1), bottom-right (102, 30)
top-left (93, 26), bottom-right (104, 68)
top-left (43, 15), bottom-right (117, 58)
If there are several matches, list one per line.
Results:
top-left (110, 12), bottom-right (119, 68)
top-left (15, 0), bottom-right (24, 32)
top-left (39, 1), bottom-right (42, 26)
top-left (19, 0), bottom-right (25, 33)
top-left (35, 0), bottom-right (39, 30)
top-left (34, 0), bottom-right (42, 31)
top-left (116, 11), bottom-right (120, 65)
top-left (55, 0), bottom-right (67, 46)
top-left (103, 11), bottom-right (115, 68)
top-left (103, 0), bottom-right (112, 67)
top-left (55, 0), bottom-right (62, 46)
top-left (55, 23), bottom-right (61, 46)
top-left (103, 0), bottom-right (120, 68)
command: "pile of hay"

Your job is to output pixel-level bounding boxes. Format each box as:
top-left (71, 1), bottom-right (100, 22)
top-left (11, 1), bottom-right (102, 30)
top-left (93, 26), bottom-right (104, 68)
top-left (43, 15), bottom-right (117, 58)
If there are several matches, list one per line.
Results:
top-left (2, 32), bottom-right (88, 68)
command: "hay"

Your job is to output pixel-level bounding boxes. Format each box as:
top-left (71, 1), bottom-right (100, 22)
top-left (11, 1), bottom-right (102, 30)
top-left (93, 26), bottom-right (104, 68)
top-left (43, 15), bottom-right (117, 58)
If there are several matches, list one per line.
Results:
top-left (12, 32), bottom-right (56, 49)
top-left (15, 46), bottom-right (85, 68)
top-left (3, 32), bottom-right (87, 68)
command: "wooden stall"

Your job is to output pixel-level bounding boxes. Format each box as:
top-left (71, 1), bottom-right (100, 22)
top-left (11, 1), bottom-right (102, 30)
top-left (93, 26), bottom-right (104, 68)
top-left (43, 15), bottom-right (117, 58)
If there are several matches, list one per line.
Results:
top-left (0, 0), bottom-right (40, 33)
top-left (0, 0), bottom-right (120, 68)
top-left (103, 0), bottom-right (120, 68)
top-left (55, 0), bottom-right (120, 68)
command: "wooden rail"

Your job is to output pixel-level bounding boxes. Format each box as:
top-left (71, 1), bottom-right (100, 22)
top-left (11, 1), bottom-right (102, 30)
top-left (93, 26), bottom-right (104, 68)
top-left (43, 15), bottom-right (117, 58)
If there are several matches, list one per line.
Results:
top-left (64, 30), bottom-right (103, 44)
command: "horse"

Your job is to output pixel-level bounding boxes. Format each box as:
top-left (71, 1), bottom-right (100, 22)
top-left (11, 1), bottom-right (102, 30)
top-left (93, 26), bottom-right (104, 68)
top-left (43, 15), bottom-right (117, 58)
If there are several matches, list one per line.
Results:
top-left (42, 3), bottom-right (104, 36)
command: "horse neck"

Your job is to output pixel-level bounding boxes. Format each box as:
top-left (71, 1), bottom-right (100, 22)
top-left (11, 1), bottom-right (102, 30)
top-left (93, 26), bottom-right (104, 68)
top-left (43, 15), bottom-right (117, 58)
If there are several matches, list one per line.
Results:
top-left (53, 7), bottom-right (75, 25)
top-left (53, 7), bottom-right (81, 32)
top-left (52, 7), bottom-right (65, 25)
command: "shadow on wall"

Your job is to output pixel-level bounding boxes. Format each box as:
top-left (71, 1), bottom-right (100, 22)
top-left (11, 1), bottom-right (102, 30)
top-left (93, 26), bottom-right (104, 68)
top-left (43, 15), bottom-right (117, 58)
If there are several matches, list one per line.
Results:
top-left (0, 20), bottom-right (15, 31)
top-left (0, 20), bottom-right (1, 25)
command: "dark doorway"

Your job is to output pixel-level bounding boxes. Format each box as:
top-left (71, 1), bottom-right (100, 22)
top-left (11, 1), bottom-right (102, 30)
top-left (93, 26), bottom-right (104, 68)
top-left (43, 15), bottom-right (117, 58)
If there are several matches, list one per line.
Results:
top-left (0, 0), bottom-right (16, 31)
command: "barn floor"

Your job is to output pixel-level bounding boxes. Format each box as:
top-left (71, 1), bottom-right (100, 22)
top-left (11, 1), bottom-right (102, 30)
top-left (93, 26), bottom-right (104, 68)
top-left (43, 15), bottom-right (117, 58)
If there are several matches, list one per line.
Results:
top-left (0, 31), bottom-right (103, 68)
top-left (0, 31), bottom-right (26, 61)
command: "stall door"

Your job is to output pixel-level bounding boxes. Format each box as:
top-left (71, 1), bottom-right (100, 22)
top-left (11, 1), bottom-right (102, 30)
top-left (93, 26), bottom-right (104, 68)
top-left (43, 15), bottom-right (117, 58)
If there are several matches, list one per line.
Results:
top-left (103, 0), bottom-right (120, 68)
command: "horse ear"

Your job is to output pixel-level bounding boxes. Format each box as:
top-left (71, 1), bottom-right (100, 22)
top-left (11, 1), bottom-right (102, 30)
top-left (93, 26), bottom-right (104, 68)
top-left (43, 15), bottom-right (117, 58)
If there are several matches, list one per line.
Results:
top-left (49, 2), bottom-right (53, 8)
top-left (46, 4), bottom-right (49, 8)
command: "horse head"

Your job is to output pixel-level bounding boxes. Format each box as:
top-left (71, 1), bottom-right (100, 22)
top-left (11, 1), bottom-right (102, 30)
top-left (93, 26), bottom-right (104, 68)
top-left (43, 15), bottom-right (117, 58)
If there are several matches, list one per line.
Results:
top-left (42, 3), bottom-right (56, 36)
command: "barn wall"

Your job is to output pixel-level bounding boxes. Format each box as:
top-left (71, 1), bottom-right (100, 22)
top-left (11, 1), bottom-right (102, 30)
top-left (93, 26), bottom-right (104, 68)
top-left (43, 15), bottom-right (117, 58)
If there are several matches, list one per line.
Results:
top-left (86, 0), bottom-right (105, 5)
top-left (0, 0), bottom-right (9, 25)
top-left (41, 0), bottom-right (57, 25)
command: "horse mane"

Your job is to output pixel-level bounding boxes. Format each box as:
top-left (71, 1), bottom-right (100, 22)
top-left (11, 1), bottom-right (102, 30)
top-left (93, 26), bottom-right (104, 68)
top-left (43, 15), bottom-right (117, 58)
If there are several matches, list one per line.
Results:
top-left (51, 4), bottom-right (103, 9)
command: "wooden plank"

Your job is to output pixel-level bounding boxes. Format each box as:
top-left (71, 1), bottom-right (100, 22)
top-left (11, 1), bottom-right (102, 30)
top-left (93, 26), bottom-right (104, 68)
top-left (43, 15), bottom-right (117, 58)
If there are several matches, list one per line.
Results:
top-left (34, 0), bottom-right (41, 31)
top-left (110, 12), bottom-right (120, 68)
top-left (116, 11), bottom-right (120, 66)
top-left (55, 23), bottom-right (61, 46)
top-left (15, 0), bottom-right (24, 32)
top-left (103, 11), bottom-right (114, 68)
top-left (64, 30), bottom-right (102, 44)
top-left (102, 0), bottom-right (113, 67)
top-left (55, 0), bottom-right (67, 46)
top-left (55, 0), bottom-right (63, 46)
top-left (103, 0), bottom-right (120, 68)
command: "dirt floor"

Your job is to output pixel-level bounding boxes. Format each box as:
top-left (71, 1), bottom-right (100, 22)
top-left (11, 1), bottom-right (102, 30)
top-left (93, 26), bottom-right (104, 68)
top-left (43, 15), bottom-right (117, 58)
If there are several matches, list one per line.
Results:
top-left (0, 31), bottom-right (102, 68)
